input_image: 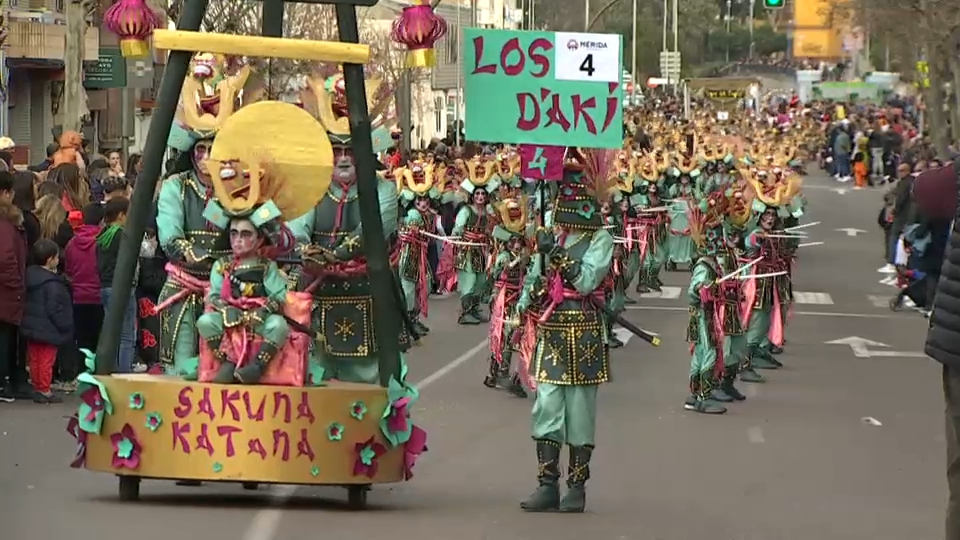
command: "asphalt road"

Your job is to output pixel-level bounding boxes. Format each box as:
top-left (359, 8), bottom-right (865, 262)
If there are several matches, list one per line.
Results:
top-left (0, 172), bottom-right (945, 540)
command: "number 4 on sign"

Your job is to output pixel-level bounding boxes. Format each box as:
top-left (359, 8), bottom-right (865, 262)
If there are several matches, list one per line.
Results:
top-left (579, 54), bottom-right (595, 76)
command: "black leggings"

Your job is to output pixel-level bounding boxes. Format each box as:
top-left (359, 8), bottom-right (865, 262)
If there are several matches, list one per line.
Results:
top-left (0, 321), bottom-right (25, 387)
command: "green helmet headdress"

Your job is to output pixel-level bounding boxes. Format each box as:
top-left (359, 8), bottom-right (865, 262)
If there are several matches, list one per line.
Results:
top-left (552, 148), bottom-right (617, 230)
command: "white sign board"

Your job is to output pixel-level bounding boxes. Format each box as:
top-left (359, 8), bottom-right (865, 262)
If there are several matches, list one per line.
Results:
top-left (554, 32), bottom-right (622, 83)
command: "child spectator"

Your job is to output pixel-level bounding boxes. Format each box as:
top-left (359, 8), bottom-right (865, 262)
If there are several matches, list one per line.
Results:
top-left (101, 175), bottom-right (131, 203)
top-left (35, 194), bottom-right (74, 252)
top-left (97, 197), bottom-right (136, 373)
top-left (21, 239), bottom-right (73, 403)
top-left (65, 203), bottom-right (105, 357)
top-left (137, 222), bottom-right (165, 372)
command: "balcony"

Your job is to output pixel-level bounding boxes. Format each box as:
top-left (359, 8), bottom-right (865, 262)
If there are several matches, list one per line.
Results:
top-left (6, 20), bottom-right (100, 62)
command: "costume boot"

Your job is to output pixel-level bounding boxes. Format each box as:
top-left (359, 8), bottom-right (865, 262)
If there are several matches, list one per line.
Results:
top-left (709, 370), bottom-right (735, 403)
top-left (558, 445), bottom-right (594, 513)
top-left (505, 373), bottom-right (528, 398)
top-left (206, 337), bottom-right (236, 384)
top-left (520, 440), bottom-right (561, 512)
top-left (411, 311), bottom-right (430, 335)
top-left (607, 320), bottom-right (623, 348)
top-left (650, 270), bottom-right (663, 291)
top-left (458, 294), bottom-right (481, 325)
top-left (739, 357), bottom-right (765, 383)
top-left (483, 354), bottom-right (499, 388)
top-left (687, 373), bottom-right (727, 414)
top-left (721, 370), bottom-right (746, 401)
top-left (635, 269), bottom-right (650, 294)
top-left (749, 345), bottom-right (779, 370)
top-left (235, 341), bottom-right (279, 384)
top-left (683, 374), bottom-right (701, 409)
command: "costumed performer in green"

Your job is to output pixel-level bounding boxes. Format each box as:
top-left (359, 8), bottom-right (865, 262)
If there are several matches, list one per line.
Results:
top-left (451, 156), bottom-right (497, 325)
top-left (156, 53), bottom-right (261, 378)
top-left (287, 71), bottom-right (407, 384)
top-left (518, 148), bottom-right (614, 514)
top-left (485, 196), bottom-right (532, 398)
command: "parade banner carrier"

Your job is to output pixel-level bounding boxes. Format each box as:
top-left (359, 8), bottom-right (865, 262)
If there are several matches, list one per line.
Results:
top-left (464, 28), bottom-right (624, 150)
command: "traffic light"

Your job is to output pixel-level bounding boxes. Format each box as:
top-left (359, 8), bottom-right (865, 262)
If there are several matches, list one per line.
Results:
top-left (763, 0), bottom-right (784, 8)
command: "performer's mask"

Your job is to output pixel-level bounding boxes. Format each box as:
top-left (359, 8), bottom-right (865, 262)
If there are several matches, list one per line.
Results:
top-left (618, 198), bottom-right (630, 213)
top-left (415, 196), bottom-right (431, 212)
top-left (229, 218), bottom-right (260, 258)
top-left (760, 209), bottom-right (777, 230)
top-left (193, 141), bottom-right (212, 177)
top-left (333, 147), bottom-right (357, 184)
top-left (472, 189), bottom-right (488, 206)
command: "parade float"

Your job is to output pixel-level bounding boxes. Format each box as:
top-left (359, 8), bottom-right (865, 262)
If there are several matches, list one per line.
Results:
top-left (68, 0), bottom-right (440, 509)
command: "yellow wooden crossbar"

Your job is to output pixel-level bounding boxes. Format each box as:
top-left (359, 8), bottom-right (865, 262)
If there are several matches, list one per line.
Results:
top-left (152, 29), bottom-right (370, 64)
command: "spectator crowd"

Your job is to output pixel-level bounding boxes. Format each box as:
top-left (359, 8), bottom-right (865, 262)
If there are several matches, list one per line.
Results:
top-left (0, 137), bottom-right (163, 404)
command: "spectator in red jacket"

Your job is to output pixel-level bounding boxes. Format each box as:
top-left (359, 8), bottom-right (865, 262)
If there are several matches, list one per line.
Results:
top-left (65, 203), bottom-right (104, 358)
top-left (0, 171), bottom-right (28, 401)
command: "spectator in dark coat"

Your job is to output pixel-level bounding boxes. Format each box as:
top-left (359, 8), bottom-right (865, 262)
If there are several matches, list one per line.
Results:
top-left (0, 171), bottom-right (28, 400)
top-left (911, 161), bottom-right (960, 539)
top-left (12, 171), bottom-right (40, 248)
top-left (21, 239), bottom-right (72, 403)
top-left (28, 143), bottom-right (59, 173)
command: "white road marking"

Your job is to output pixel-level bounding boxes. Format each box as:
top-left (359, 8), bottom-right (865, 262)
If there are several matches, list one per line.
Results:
top-left (242, 339), bottom-right (489, 540)
top-left (613, 327), bottom-right (634, 344)
top-left (868, 295), bottom-right (891, 308)
top-left (861, 417), bottom-right (883, 427)
top-left (791, 292), bottom-right (834, 305)
top-left (747, 426), bottom-right (765, 443)
top-left (639, 286), bottom-right (682, 299)
top-left (624, 305), bottom-right (906, 319)
top-left (879, 276), bottom-right (898, 287)
top-left (834, 228), bottom-right (867, 237)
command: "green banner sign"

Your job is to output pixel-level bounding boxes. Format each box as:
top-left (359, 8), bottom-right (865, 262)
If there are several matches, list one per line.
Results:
top-left (84, 48), bottom-right (127, 89)
top-left (463, 28), bottom-right (623, 149)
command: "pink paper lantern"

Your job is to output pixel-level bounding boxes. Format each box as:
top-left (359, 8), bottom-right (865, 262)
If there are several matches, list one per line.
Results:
top-left (390, 0), bottom-right (448, 69)
top-left (103, 0), bottom-right (162, 58)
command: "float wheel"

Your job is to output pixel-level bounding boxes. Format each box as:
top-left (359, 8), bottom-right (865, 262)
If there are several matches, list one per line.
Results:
top-left (118, 476), bottom-right (141, 501)
top-left (242, 482), bottom-right (259, 490)
top-left (347, 485), bottom-right (369, 509)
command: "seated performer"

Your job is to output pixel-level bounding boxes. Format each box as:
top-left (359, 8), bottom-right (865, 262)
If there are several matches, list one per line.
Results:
top-left (197, 195), bottom-right (290, 384)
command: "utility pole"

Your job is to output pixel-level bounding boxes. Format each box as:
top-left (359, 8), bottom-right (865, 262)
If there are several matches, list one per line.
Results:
top-left (631, 0), bottom-right (637, 103)
top-left (749, 0), bottom-right (755, 58)
top-left (584, 0), bottom-right (589, 31)
top-left (725, 0), bottom-right (731, 63)
top-left (63, 0), bottom-right (91, 132)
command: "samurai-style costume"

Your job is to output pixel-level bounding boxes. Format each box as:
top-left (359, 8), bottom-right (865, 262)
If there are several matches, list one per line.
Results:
top-left (451, 157), bottom-right (496, 325)
top-left (518, 149), bottom-right (614, 514)
top-left (738, 169), bottom-right (801, 377)
top-left (634, 176), bottom-right (669, 293)
top-left (288, 71), bottom-right (407, 384)
top-left (156, 53), bottom-right (259, 377)
top-left (485, 197), bottom-right (531, 398)
top-left (396, 161), bottom-right (446, 337)
top-left (197, 200), bottom-right (291, 384)
top-left (664, 154), bottom-right (700, 271)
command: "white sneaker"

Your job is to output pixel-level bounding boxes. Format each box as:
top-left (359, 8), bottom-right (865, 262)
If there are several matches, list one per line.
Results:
top-left (877, 264), bottom-right (896, 273)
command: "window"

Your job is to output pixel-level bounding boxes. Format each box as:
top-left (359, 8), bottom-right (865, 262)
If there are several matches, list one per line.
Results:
top-left (434, 96), bottom-right (444, 135)
top-left (55, 0), bottom-right (64, 12)
top-left (444, 28), bottom-right (459, 64)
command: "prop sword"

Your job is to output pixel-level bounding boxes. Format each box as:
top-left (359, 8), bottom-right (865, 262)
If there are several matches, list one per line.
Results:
top-left (585, 296), bottom-right (661, 346)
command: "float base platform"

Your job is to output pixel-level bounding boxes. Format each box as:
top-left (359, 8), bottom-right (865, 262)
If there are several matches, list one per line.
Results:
top-left (82, 374), bottom-right (405, 506)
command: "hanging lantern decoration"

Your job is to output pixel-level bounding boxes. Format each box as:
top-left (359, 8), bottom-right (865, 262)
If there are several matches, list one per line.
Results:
top-left (103, 0), bottom-right (163, 58)
top-left (390, 0), bottom-right (448, 69)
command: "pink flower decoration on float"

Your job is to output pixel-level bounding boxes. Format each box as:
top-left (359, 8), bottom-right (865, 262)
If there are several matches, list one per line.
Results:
top-left (65, 413), bottom-right (87, 469)
top-left (110, 423), bottom-right (142, 470)
top-left (386, 397), bottom-right (411, 434)
top-left (352, 436), bottom-right (387, 479)
top-left (403, 425), bottom-right (428, 480)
